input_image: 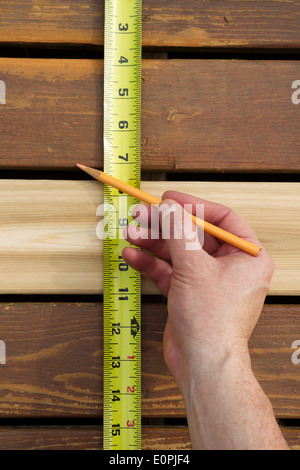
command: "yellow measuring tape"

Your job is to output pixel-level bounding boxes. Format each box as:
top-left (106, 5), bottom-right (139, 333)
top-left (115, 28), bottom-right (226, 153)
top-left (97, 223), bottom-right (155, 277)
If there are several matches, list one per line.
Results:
top-left (103, 0), bottom-right (142, 450)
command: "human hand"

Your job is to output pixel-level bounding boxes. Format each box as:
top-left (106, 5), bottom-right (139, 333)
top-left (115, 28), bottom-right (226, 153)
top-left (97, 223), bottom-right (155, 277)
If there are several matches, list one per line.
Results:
top-left (122, 190), bottom-right (274, 389)
top-left (122, 191), bottom-right (289, 449)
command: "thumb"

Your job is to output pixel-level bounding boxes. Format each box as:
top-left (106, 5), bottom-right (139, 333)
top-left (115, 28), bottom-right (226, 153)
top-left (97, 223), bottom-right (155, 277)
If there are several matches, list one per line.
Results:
top-left (159, 198), bottom-right (209, 269)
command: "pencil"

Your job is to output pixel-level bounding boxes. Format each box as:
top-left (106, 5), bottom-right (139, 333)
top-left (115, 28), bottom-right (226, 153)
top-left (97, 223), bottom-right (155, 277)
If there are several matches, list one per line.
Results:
top-left (76, 163), bottom-right (261, 257)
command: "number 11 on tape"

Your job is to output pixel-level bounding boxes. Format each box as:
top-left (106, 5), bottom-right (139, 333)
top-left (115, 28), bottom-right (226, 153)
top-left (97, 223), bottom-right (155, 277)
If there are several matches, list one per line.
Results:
top-left (103, 0), bottom-right (142, 450)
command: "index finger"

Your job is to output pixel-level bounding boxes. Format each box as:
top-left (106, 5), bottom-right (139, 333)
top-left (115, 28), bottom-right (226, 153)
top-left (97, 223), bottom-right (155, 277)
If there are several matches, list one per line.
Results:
top-left (161, 190), bottom-right (261, 254)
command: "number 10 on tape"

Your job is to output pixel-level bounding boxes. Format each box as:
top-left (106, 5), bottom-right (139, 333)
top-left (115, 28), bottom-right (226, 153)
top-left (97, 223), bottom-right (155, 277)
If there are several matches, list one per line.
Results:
top-left (103, 0), bottom-right (142, 450)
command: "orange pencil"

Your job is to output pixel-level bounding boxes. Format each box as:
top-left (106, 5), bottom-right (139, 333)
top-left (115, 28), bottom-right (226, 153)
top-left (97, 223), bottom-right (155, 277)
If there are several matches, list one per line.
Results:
top-left (76, 163), bottom-right (261, 257)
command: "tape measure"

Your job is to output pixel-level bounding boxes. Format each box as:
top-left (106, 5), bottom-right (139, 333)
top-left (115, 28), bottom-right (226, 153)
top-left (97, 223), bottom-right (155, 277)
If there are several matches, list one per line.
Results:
top-left (103, 0), bottom-right (142, 450)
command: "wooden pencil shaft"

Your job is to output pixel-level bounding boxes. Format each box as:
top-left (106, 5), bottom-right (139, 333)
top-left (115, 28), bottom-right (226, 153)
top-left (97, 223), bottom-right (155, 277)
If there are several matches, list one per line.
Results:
top-left (78, 165), bottom-right (261, 257)
top-left (98, 171), bottom-right (161, 205)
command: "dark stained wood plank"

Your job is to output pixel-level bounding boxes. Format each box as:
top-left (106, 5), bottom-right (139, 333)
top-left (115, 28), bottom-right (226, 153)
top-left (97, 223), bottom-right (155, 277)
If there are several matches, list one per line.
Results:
top-left (0, 58), bottom-right (173, 171)
top-left (0, 59), bottom-right (105, 171)
top-left (0, 1), bottom-right (299, 49)
top-left (141, 303), bottom-right (300, 418)
top-left (0, 303), bottom-right (299, 418)
top-left (280, 428), bottom-right (300, 450)
top-left (0, 59), bottom-right (299, 172)
top-left (0, 302), bottom-right (102, 417)
top-left (0, 426), bottom-right (102, 451)
top-left (142, 426), bottom-right (300, 450)
top-left (142, 60), bottom-right (300, 172)
top-left (0, 425), bottom-right (298, 450)
top-left (141, 426), bottom-right (300, 450)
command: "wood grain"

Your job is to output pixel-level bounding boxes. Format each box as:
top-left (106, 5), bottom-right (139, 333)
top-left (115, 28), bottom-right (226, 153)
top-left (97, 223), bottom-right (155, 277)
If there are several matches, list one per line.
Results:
top-left (0, 302), bottom-right (299, 418)
top-left (0, 180), bottom-right (299, 295)
top-left (0, 426), bottom-right (103, 451)
top-left (0, 59), bottom-right (300, 171)
top-left (0, 1), bottom-right (299, 48)
top-left (0, 425), bottom-right (298, 450)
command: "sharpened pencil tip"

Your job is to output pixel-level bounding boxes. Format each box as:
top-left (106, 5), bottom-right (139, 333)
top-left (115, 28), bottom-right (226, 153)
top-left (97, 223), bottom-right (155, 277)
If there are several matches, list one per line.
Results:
top-left (76, 163), bottom-right (86, 171)
top-left (76, 163), bottom-right (101, 180)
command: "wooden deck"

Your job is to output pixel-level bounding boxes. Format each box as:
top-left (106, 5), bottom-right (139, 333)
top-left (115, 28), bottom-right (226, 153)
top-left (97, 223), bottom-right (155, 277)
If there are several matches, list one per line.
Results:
top-left (0, 0), bottom-right (299, 450)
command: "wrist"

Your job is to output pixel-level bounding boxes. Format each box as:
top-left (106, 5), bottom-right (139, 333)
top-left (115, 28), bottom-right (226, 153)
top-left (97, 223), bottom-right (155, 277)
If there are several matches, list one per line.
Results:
top-left (181, 347), bottom-right (255, 449)
top-left (178, 346), bottom-right (287, 450)
top-left (180, 344), bottom-right (252, 411)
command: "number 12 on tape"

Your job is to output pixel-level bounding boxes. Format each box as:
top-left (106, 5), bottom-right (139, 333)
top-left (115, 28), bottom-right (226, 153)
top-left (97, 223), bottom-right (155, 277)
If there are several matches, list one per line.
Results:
top-left (103, 0), bottom-right (142, 450)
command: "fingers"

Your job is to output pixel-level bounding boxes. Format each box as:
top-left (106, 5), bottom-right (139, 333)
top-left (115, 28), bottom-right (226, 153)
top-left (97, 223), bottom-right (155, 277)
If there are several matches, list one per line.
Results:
top-left (161, 190), bottom-right (261, 256)
top-left (125, 225), bottom-right (171, 261)
top-left (158, 198), bottom-right (213, 271)
top-left (126, 198), bottom-right (212, 269)
top-left (122, 246), bottom-right (172, 297)
top-left (124, 189), bottom-right (263, 282)
top-left (162, 190), bottom-right (258, 240)
top-left (126, 203), bottom-right (171, 261)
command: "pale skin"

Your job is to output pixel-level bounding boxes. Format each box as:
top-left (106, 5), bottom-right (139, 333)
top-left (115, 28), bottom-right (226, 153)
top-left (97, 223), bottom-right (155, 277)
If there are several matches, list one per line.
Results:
top-left (122, 191), bottom-right (289, 450)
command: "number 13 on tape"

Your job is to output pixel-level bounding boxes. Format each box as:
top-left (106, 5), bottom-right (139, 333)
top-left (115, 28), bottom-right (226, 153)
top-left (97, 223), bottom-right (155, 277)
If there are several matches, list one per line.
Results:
top-left (103, 0), bottom-right (142, 450)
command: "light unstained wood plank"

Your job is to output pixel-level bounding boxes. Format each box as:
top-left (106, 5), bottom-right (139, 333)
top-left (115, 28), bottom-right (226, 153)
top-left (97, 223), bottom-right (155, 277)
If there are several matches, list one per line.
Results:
top-left (0, 59), bottom-right (300, 171)
top-left (0, 303), bottom-right (299, 418)
top-left (0, 425), bottom-right (298, 450)
top-left (0, 1), bottom-right (299, 48)
top-left (0, 180), bottom-right (299, 295)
